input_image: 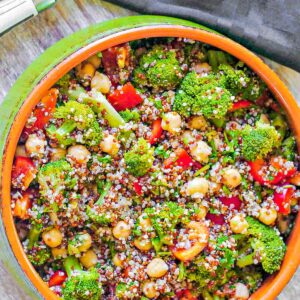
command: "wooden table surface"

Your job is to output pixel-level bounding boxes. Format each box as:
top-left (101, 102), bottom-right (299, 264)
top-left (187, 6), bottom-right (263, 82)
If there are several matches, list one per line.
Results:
top-left (0, 0), bottom-right (299, 298)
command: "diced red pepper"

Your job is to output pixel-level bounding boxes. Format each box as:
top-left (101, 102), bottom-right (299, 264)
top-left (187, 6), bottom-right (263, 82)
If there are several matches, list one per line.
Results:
top-left (176, 289), bottom-right (198, 300)
top-left (274, 187), bottom-right (295, 215)
top-left (48, 270), bottom-right (67, 287)
top-left (164, 148), bottom-right (194, 170)
top-left (248, 158), bottom-right (296, 186)
top-left (229, 100), bottom-right (252, 112)
top-left (133, 180), bottom-right (143, 195)
top-left (107, 83), bottom-right (143, 111)
top-left (23, 88), bottom-right (58, 136)
top-left (13, 191), bottom-right (32, 220)
top-left (219, 196), bottom-right (242, 210)
top-left (148, 118), bottom-right (163, 145)
top-left (11, 156), bottom-right (37, 190)
top-left (206, 213), bottom-right (225, 225)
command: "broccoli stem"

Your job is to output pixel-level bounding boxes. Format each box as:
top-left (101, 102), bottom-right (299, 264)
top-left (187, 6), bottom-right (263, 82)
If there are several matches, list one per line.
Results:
top-left (236, 252), bottom-right (255, 268)
top-left (281, 136), bottom-right (296, 161)
top-left (207, 50), bottom-right (219, 71)
top-left (69, 87), bottom-right (125, 127)
top-left (202, 290), bottom-right (214, 300)
top-left (216, 51), bottom-right (228, 65)
top-left (27, 224), bottom-right (42, 250)
top-left (63, 256), bottom-right (82, 277)
top-left (95, 181), bottom-right (112, 206)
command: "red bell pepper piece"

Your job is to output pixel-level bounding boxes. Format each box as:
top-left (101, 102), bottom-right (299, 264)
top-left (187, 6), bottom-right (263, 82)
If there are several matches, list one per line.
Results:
top-left (13, 191), bottom-right (32, 220)
top-left (229, 100), bottom-right (252, 112)
top-left (176, 289), bottom-right (198, 300)
top-left (48, 270), bottom-right (67, 287)
top-left (164, 148), bottom-right (194, 170)
top-left (274, 187), bottom-right (295, 215)
top-left (248, 158), bottom-right (296, 186)
top-left (23, 88), bottom-right (58, 136)
top-left (148, 118), bottom-right (163, 145)
top-left (219, 196), bottom-right (242, 210)
top-left (11, 156), bottom-right (37, 190)
top-left (206, 213), bottom-right (225, 225)
top-left (107, 83), bottom-right (143, 111)
top-left (133, 180), bottom-right (143, 195)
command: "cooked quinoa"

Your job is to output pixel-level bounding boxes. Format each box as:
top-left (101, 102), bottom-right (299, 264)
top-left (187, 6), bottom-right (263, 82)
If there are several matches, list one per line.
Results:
top-left (11, 38), bottom-right (299, 300)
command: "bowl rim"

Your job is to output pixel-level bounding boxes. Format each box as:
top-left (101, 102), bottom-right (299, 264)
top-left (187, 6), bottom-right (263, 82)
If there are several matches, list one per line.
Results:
top-left (1, 23), bottom-right (300, 300)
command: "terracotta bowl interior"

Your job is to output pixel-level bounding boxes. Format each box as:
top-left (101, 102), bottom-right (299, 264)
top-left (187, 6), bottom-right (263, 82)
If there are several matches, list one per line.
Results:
top-left (2, 25), bottom-right (300, 300)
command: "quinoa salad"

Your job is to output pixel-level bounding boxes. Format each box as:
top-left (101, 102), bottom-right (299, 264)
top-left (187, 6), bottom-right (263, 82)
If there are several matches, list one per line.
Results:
top-left (11, 38), bottom-right (300, 300)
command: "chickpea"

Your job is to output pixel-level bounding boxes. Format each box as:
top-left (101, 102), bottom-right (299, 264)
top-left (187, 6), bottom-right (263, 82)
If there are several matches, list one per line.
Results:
top-left (100, 134), bottom-right (120, 157)
top-left (113, 221), bottom-right (131, 239)
top-left (194, 62), bottom-right (212, 74)
top-left (112, 253), bottom-right (124, 267)
top-left (230, 215), bottom-right (249, 234)
top-left (15, 145), bottom-right (28, 157)
top-left (138, 214), bottom-right (152, 231)
top-left (181, 130), bottom-right (194, 145)
top-left (190, 140), bottom-right (212, 163)
top-left (50, 147), bottom-right (66, 161)
top-left (51, 247), bottom-right (67, 259)
top-left (91, 72), bottom-right (112, 94)
top-left (80, 250), bottom-right (98, 268)
top-left (146, 258), bottom-right (168, 278)
top-left (234, 283), bottom-right (249, 299)
top-left (134, 238), bottom-right (152, 251)
top-left (186, 177), bottom-right (209, 197)
top-left (161, 112), bottom-right (182, 134)
top-left (188, 116), bottom-right (208, 130)
top-left (142, 281), bottom-right (158, 298)
top-left (49, 212), bottom-right (59, 225)
top-left (86, 54), bottom-right (101, 69)
top-left (75, 62), bottom-right (96, 83)
top-left (259, 207), bottom-right (277, 225)
top-left (77, 233), bottom-right (92, 252)
top-left (25, 134), bottom-right (45, 157)
top-left (222, 168), bottom-right (242, 189)
top-left (67, 145), bottom-right (91, 164)
top-left (42, 228), bottom-right (63, 248)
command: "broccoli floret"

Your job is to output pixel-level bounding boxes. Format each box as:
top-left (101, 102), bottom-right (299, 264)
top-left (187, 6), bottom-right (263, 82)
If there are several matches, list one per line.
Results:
top-left (56, 73), bottom-right (72, 94)
top-left (173, 71), bottom-right (233, 119)
top-left (144, 201), bottom-right (184, 251)
top-left (241, 122), bottom-right (280, 161)
top-left (241, 76), bottom-right (267, 101)
top-left (69, 87), bottom-right (125, 127)
top-left (86, 181), bottom-right (112, 225)
top-left (237, 217), bottom-right (286, 274)
top-left (218, 64), bottom-right (250, 95)
top-left (281, 136), bottom-right (296, 161)
top-left (38, 159), bottom-right (77, 201)
top-left (62, 256), bottom-right (102, 300)
top-left (187, 256), bottom-right (211, 290)
top-left (124, 138), bottom-right (154, 177)
top-left (46, 100), bottom-right (102, 147)
top-left (119, 109), bottom-right (141, 122)
top-left (27, 244), bottom-right (51, 266)
top-left (238, 267), bottom-right (263, 292)
top-left (133, 45), bottom-right (183, 91)
top-left (27, 223), bottom-right (43, 250)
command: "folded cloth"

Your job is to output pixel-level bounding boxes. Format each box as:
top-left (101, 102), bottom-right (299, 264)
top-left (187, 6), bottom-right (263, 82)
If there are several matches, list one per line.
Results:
top-left (106, 0), bottom-right (300, 72)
